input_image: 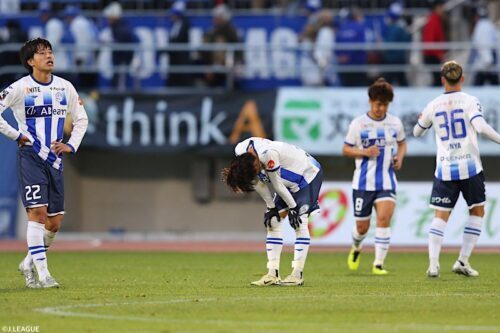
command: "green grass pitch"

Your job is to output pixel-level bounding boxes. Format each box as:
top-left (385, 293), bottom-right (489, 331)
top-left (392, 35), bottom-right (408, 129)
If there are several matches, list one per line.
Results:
top-left (0, 251), bottom-right (499, 333)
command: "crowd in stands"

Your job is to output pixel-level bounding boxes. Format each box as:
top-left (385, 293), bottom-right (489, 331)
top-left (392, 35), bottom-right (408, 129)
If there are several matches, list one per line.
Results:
top-left (0, 0), bottom-right (498, 90)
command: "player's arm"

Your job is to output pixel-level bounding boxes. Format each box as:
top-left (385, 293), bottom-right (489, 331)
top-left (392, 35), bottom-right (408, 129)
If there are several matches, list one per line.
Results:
top-left (393, 119), bottom-right (407, 170)
top-left (263, 150), bottom-right (297, 209)
top-left (343, 144), bottom-right (380, 158)
top-left (0, 85), bottom-right (24, 143)
top-left (413, 105), bottom-right (433, 137)
top-left (471, 114), bottom-right (500, 144)
top-left (254, 180), bottom-right (275, 208)
top-left (52, 84), bottom-right (89, 155)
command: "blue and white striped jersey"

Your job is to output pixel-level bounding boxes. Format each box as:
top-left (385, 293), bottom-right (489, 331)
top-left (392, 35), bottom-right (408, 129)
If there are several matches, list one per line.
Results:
top-left (417, 91), bottom-right (483, 181)
top-left (235, 137), bottom-right (321, 194)
top-left (0, 75), bottom-right (88, 170)
top-left (345, 113), bottom-right (406, 191)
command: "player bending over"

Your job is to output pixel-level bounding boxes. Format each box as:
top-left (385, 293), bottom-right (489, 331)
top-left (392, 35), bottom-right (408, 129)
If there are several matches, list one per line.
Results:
top-left (0, 38), bottom-right (88, 288)
top-left (223, 137), bottom-right (323, 286)
top-left (343, 78), bottom-right (407, 275)
top-left (413, 60), bottom-right (500, 278)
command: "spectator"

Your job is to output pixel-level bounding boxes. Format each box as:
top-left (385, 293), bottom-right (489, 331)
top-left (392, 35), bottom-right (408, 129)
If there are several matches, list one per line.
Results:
top-left (422, 0), bottom-right (446, 86)
top-left (335, 7), bottom-right (368, 86)
top-left (0, 20), bottom-right (27, 87)
top-left (64, 5), bottom-right (98, 88)
top-left (166, 1), bottom-right (192, 87)
top-left (381, 2), bottom-right (410, 86)
top-left (102, 2), bottom-right (137, 90)
top-left (38, 1), bottom-right (70, 70)
top-left (300, 0), bottom-right (322, 42)
top-left (203, 4), bottom-right (241, 87)
top-left (470, 6), bottom-right (498, 86)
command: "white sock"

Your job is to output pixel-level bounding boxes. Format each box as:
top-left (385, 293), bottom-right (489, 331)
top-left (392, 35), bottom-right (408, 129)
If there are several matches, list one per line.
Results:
top-left (352, 225), bottom-right (367, 250)
top-left (429, 218), bottom-right (447, 268)
top-left (266, 220), bottom-right (283, 277)
top-left (27, 221), bottom-right (50, 280)
top-left (458, 215), bottom-right (482, 264)
top-left (292, 215), bottom-right (310, 277)
top-left (23, 229), bottom-right (57, 270)
top-left (374, 227), bottom-right (391, 267)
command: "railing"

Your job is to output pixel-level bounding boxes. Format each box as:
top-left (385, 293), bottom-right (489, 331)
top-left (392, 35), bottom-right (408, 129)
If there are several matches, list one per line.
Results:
top-left (0, 41), bottom-right (496, 92)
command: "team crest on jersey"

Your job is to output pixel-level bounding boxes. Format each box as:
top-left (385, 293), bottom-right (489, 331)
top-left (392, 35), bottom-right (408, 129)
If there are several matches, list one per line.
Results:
top-left (267, 160), bottom-right (275, 170)
top-left (55, 91), bottom-right (64, 103)
top-left (0, 89), bottom-right (9, 100)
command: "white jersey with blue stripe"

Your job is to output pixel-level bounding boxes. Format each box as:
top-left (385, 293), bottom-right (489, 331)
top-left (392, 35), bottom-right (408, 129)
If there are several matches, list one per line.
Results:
top-left (235, 137), bottom-right (321, 193)
top-left (345, 113), bottom-right (406, 191)
top-left (0, 75), bottom-right (88, 170)
top-left (418, 91), bottom-right (483, 181)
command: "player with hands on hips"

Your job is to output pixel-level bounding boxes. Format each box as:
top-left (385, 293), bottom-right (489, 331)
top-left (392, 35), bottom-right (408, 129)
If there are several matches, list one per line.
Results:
top-left (0, 38), bottom-right (88, 288)
top-left (223, 137), bottom-right (323, 286)
top-left (343, 78), bottom-right (407, 275)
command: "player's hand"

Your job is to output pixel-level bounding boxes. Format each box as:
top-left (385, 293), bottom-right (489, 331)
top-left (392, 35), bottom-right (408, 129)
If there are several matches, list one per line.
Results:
top-left (288, 206), bottom-right (302, 230)
top-left (17, 135), bottom-right (30, 147)
top-left (264, 207), bottom-right (280, 228)
top-left (364, 146), bottom-right (380, 157)
top-left (51, 141), bottom-right (72, 155)
top-left (393, 156), bottom-right (403, 170)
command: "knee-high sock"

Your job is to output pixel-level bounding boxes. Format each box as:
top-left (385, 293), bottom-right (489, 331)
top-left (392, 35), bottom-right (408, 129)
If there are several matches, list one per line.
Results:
top-left (266, 219), bottom-right (283, 277)
top-left (292, 215), bottom-right (310, 277)
top-left (352, 224), bottom-right (367, 250)
top-left (27, 221), bottom-right (50, 280)
top-left (459, 216), bottom-right (482, 264)
top-left (23, 229), bottom-right (57, 270)
top-left (429, 218), bottom-right (447, 268)
top-left (374, 227), bottom-right (391, 266)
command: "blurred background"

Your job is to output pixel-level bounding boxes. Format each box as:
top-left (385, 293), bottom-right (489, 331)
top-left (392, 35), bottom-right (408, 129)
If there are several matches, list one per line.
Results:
top-left (0, 0), bottom-right (499, 247)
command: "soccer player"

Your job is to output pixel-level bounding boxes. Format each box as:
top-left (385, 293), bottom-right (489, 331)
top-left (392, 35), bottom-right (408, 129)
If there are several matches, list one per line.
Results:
top-left (343, 78), bottom-right (407, 275)
top-left (0, 38), bottom-right (88, 288)
top-left (413, 60), bottom-right (500, 278)
top-left (223, 137), bottom-right (323, 286)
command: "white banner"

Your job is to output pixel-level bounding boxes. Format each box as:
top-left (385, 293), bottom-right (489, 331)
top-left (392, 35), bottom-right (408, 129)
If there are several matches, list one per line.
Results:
top-left (282, 181), bottom-right (500, 246)
top-left (274, 87), bottom-right (500, 156)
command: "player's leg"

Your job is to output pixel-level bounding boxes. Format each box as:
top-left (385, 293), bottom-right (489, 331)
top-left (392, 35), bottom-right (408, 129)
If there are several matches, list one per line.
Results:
top-left (282, 170), bottom-right (322, 286)
top-left (453, 173), bottom-right (486, 277)
top-left (251, 198), bottom-right (285, 286)
top-left (427, 178), bottom-right (459, 277)
top-left (372, 192), bottom-right (396, 275)
top-left (348, 190), bottom-right (375, 271)
top-left (17, 148), bottom-right (51, 288)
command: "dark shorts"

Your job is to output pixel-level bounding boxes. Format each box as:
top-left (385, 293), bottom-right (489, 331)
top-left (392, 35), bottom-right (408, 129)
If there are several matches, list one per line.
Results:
top-left (17, 146), bottom-right (64, 215)
top-left (275, 169), bottom-right (323, 216)
top-left (352, 189), bottom-right (396, 220)
top-left (430, 172), bottom-right (485, 211)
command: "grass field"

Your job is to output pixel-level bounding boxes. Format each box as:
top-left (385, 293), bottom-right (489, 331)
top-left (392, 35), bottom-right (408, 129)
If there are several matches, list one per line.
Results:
top-left (0, 251), bottom-right (499, 333)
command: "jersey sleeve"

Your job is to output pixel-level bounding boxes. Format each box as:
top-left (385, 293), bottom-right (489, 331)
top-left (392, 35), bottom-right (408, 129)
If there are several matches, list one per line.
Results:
top-left (467, 96), bottom-right (484, 124)
top-left (344, 120), bottom-right (358, 146)
top-left (261, 149), bottom-right (281, 172)
top-left (0, 83), bottom-right (22, 141)
top-left (65, 82), bottom-right (88, 153)
top-left (417, 102), bottom-right (433, 130)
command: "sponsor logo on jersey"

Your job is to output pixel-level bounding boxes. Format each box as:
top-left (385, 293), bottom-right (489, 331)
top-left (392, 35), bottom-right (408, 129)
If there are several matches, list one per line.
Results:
top-left (25, 87), bottom-right (41, 93)
top-left (267, 160), bottom-right (275, 169)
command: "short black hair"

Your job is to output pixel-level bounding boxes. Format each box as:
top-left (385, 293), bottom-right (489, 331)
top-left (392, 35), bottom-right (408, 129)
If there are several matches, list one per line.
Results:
top-left (368, 77), bottom-right (394, 103)
top-left (19, 38), bottom-right (52, 74)
top-left (222, 153), bottom-right (258, 193)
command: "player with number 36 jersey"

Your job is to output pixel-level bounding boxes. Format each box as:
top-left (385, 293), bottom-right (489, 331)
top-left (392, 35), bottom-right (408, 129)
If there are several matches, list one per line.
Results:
top-left (414, 61), bottom-right (500, 278)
